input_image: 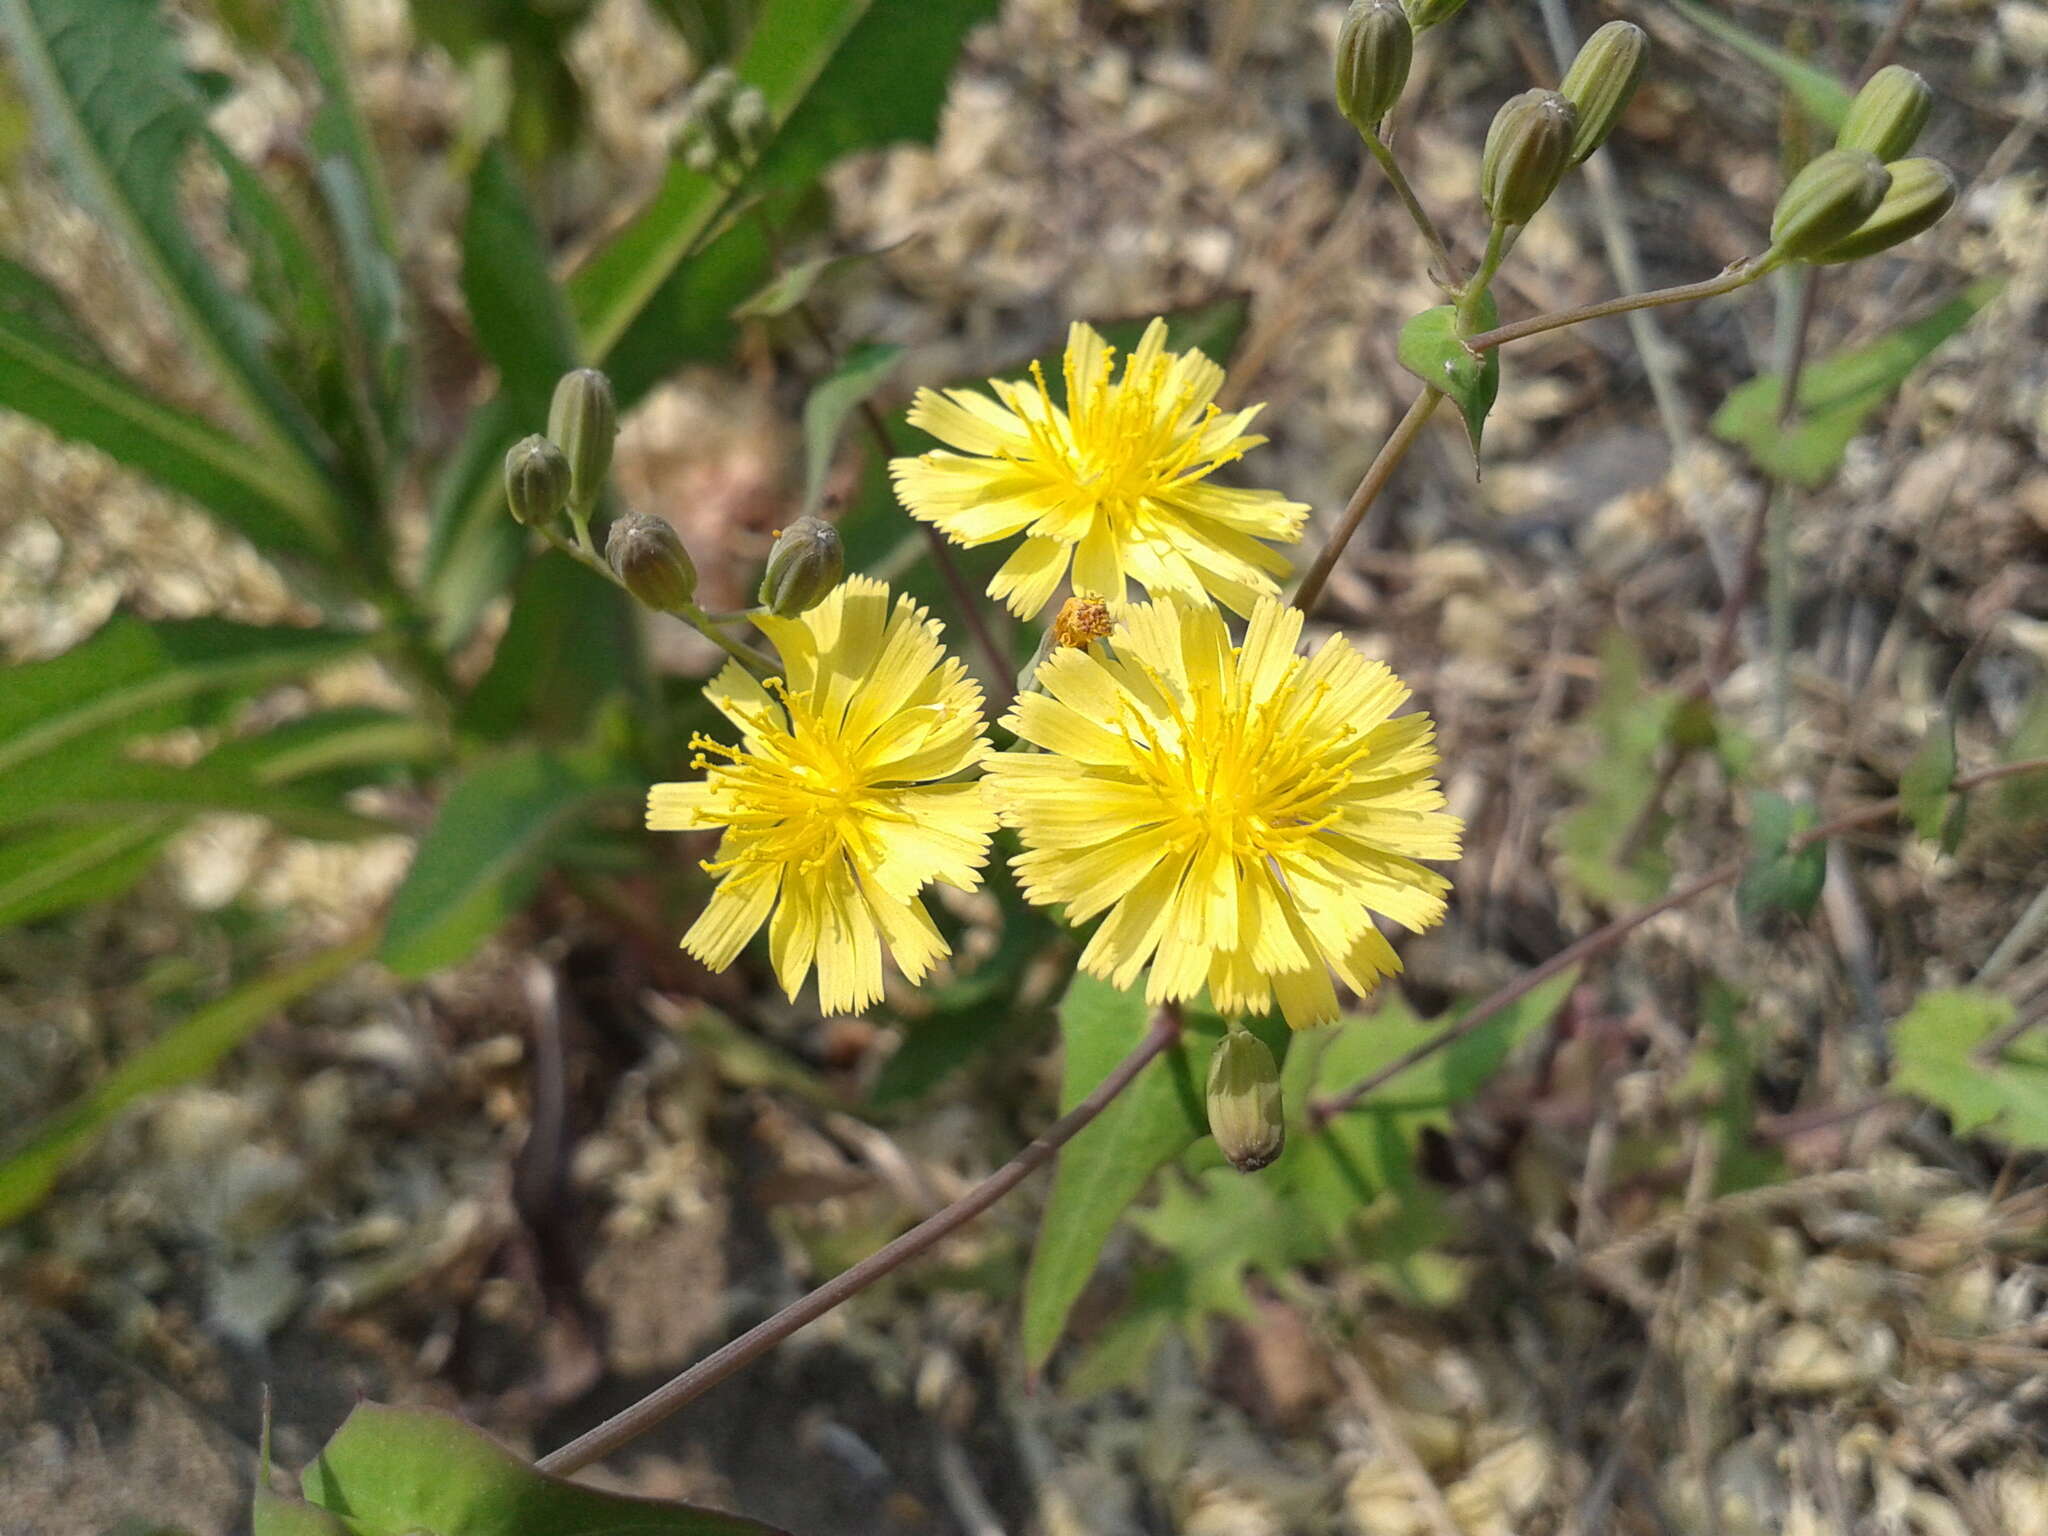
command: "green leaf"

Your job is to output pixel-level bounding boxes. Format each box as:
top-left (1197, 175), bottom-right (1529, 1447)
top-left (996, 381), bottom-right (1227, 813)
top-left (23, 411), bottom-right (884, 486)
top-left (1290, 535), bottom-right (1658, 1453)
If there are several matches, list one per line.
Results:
top-left (285, 0), bottom-right (400, 266)
top-left (1667, 0), bottom-right (1853, 130)
top-left (1735, 790), bottom-right (1825, 923)
top-left (732, 241), bottom-right (901, 321)
top-left (1893, 989), bottom-right (2048, 1147)
top-left (0, 284), bottom-right (345, 561)
top-left (462, 142), bottom-right (581, 416)
top-left (251, 1488), bottom-right (352, 1536)
top-left (0, 932), bottom-right (373, 1226)
top-left (1279, 972), bottom-right (1575, 1254)
top-left (423, 0), bottom-right (998, 644)
top-left (1397, 299), bottom-right (1498, 462)
top-left (1019, 974), bottom-right (1285, 1372)
top-left (0, 818), bottom-right (173, 930)
top-left (1065, 974), bottom-right (1575, 1388)
top-left (0, 0), bottom-right (337, 501)
top-left (380, 746), bottom-right (632, 978)
top-left (800, 341), bottom-right (899, 509)
top-left (1711, 279), bottom-right (2000, 488)
top-left (300, 1402), bottom-right (786, 1534)
top-left (0, 617), bottom-right (370, 781)
top-left (1901, 709), bottom-right (1958, 843)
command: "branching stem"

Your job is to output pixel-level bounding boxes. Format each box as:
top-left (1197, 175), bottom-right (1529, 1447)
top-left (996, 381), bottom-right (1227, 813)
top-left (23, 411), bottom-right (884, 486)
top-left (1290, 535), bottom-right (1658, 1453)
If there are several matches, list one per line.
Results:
top-left (1291, 388), bottom-right (1443, 617)
top-left (1462, 258), bottom-right (1771, 354)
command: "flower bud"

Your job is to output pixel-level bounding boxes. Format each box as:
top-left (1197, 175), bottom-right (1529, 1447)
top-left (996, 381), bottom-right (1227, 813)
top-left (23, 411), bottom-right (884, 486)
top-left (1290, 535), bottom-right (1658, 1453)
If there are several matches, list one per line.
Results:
top-left (503, 434), bottom-right (569, 527)
top-left (1810, 156), bottom-right (1957, 263)
top-left (547, 368), bottom-right (618, 514)
top-left (1402, 0), bottom-right (1466, 31)
top-left (1206, 1028), bottom-right (1284, 1174)
top-left (606, 512), bottom-right (697, 612)
top-left (1837, 65), bottom-right (1933, 164)
top-left (1052, 596), bottom-right (1113, 650)
top-left (1558, 20), bottom-right (1647, 166)
top-left (758, 516), bottom-right (844, 617)
top-left (1481, 89), bottom-right (1578, 227)
top-left (728, 85), bottom-right (770, 155)
top-left (1334, 0), bottom-right (1413, 134)
top-left (1768, 148), bottom-right (1891, 263)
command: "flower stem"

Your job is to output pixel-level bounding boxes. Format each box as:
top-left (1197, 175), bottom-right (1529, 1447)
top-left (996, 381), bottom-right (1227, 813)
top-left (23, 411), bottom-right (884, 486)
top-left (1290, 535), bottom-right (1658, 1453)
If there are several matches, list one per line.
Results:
top-left (1364, 131), bottom-right (1457, 286)
top-left (1309, 756), bottom-right (2048, 1124)
top-left (536, 1004), bottom-right (1187, 1476)
top-left (1291, 387), bottom-right (1443, 618)
top-left (1461, 257), bottom-right (1772, 354)
top-left (1456, 221), bottom-right (1510, 336)
top-left (533, 523), bottom-right (778, 678)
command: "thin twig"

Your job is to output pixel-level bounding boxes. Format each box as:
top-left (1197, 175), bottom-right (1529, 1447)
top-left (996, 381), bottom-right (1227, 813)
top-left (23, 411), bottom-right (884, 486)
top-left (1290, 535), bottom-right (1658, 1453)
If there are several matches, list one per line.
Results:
top-left (1291, 388), bottom-right (1443, 617)
top-left (1462, 261), bottom-right (1768, 354)
top-left (1363, 132), bottom-right (1458, 286)
top-left (536, 1006), bottom-right (1187, 1475)
top-left (1309, 757), bottom-right (2048, 1123)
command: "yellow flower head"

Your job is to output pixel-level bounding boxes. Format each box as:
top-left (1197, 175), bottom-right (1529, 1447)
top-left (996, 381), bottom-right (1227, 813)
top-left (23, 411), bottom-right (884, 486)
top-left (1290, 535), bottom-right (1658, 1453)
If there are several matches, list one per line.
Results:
top-left (983, 597), bottom-right (1461, 1028)
top-left (889, 318), bottom-right (1309, 620)
top-left (647, 577), bottom-right (997, 1015)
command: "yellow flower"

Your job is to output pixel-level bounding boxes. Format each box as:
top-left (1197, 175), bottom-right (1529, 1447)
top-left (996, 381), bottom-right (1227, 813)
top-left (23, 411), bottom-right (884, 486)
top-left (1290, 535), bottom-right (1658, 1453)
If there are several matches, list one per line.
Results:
top-left (889, 318), bottom-right (1309, 619)
top-left (646, 577), bottom-right (997, 1015)
top-left (983, 597), bottom-right (1461, 1027)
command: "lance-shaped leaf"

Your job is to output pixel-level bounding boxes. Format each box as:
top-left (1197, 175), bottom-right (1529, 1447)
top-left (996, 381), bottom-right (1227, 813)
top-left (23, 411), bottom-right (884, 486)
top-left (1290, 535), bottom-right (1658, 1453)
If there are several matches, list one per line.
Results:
top-left (0, 0), bottom-right (339, 502)
top-left (1397, 299), bottom-right (1499, 463)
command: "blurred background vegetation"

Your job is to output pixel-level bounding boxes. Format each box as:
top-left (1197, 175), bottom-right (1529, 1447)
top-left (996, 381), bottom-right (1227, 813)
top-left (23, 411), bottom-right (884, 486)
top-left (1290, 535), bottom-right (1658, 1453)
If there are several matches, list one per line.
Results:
top-left (2, 0), bottom-right (2047, 1532)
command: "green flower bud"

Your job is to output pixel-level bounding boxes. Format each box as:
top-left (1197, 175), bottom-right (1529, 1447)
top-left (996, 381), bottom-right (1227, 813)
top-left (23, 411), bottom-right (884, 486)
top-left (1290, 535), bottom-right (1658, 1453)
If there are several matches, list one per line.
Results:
top-left (758, 516), bottom-right (844, 617)
top-left (503, 434), bottom-right (569, 527)
top-left (1837, 65), bottom-right (1933, 164)
top-left (547, 368), bottom-right (618, 514)
top-left (1334, 0), bottom-right (1413, 134)
top-left (1810, 156), bottom-right (1957, 263)
top-left (1768, 148), bottom-right (1891, 263)
top-left (682, 135), bottom-right (720, 175)
top-left (1558, 20), bottom-right (1647, 166)
top-left (606, 512), bottom-right (698, 612)
top-left (1402, 0), bottom-right (1467, 32)
top-left (1206, 1027), bottom-right (1284, 1174)
top-left (1481, 89), bottom-right (1578, 227)
top-left (728, 85), bottom-right (769, 155)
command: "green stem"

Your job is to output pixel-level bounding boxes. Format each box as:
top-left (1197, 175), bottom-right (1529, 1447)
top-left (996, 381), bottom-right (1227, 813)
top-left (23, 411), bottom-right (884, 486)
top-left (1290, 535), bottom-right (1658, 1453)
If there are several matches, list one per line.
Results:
top-left (1462, 256), bottom-right (1774, 354)
top-left (1290, 388), bottom-right (1444, 617)
top-left (533, 522), bottom-right (778, 678)
top-left (676, 598), bottom-right (779, 679)
top-left (1364, 132), bottom-right (1458, 285)
top-left (1456, 221), bottom-right (1510, 337)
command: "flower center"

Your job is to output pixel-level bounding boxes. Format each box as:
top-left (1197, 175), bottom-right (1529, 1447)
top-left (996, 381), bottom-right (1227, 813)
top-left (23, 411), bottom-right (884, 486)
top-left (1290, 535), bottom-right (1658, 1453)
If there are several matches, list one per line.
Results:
top-left (1009, 346), bottom-right (1237, 532)
top-left (691, 683), bottom-right (896, 876)
top-left (1122, 675), bottom-right (1369, 865)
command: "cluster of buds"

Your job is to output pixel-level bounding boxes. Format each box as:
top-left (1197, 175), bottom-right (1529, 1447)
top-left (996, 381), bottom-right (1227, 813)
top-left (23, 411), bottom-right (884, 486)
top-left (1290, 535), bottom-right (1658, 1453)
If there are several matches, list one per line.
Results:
top-left (1768, 66), bottom-right (1954, 265)
top-left (504, 368), bottom-right (696, 614)
top-left (675, 65), bottom-right (770, 181)
top-left (1479, 22), bottom-right (1645, 229)
top-left (505, 367), bottom-right (615, 537)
